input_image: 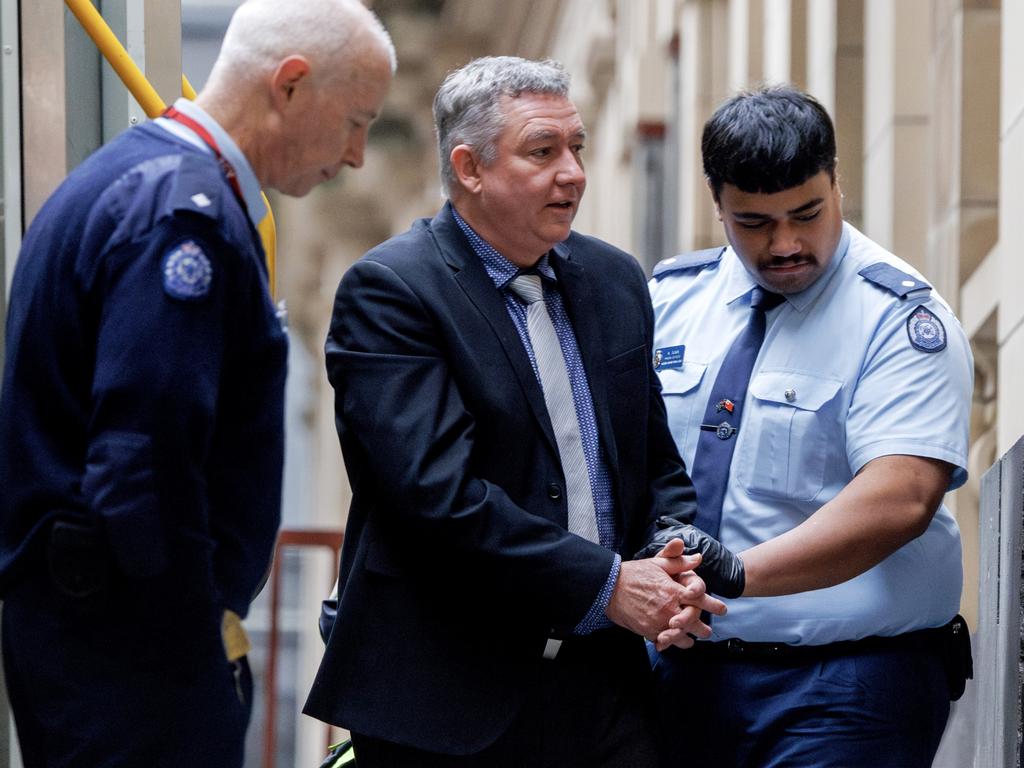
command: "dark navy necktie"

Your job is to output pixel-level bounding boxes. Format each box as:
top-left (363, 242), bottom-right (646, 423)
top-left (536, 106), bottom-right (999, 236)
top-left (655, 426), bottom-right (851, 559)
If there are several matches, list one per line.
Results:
top-left (690, 287), bottom-right (785, 538)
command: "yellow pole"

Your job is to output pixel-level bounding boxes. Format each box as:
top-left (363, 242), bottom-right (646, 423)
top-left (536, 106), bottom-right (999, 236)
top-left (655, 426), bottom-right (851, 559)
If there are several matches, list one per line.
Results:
top-left (64, 0), bottom-right (277, 298)
top-left (180, 74), bottom-right (197, 101)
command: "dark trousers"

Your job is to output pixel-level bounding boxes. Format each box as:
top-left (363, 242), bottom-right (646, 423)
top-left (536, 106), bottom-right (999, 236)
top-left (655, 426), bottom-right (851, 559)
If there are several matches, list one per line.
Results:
top-left (652, 637), bottom-right (950, 768)
top-left (2, 573), bottom-right (252, 768)
top-left (352, 630), bottom-right (660, 768)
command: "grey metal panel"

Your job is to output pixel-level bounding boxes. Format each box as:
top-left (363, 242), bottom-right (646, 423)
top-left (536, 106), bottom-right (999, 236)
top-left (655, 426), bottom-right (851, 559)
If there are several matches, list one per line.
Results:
top-left (20, 0), bottom-right (67, 227)
top-left (1, 0), bottom-right (21, 761)
top-left (976, 451), bottom-right (1003, 767)
top-left (0, 6), bottom-right (19, 768)
top-left (1002, 438), bottom-right (1024, 766)
top-left (99, 0), bottom-right (131, 141)
top-left (997, 438), bottom-right (1023, 767)
top-left (975, 435), bottom-right (1024, 767)
top-left (1, 0), bottom-right (21, 302)
top-left (3, 2), bottom-right (33, 765)
top-left (64, 5), bottom-right (103, 171)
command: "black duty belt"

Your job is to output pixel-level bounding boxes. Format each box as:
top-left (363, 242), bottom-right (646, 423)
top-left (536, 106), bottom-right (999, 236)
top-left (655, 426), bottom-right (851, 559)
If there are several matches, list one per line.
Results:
top-left (683, 624), bottom-right (946, 662)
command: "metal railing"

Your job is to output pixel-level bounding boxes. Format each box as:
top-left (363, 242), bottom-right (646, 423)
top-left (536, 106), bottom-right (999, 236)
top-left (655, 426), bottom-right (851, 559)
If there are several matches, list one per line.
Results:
top-left (262, 529), bottom-right (344, 768)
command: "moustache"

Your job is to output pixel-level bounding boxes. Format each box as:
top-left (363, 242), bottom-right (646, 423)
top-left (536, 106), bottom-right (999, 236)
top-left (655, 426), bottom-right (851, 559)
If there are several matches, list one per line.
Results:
top-left (766, 255), bottom-right (815, 267)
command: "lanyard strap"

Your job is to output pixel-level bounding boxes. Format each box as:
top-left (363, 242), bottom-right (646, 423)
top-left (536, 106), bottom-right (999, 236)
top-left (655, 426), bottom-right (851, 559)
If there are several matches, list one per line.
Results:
top-left (162, 106), bottom-right (246, 212)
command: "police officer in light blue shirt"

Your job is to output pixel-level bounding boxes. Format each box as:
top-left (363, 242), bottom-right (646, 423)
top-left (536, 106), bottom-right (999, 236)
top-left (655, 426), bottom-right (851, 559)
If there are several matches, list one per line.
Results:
top-left (646, 86), bottom-right (973, 767)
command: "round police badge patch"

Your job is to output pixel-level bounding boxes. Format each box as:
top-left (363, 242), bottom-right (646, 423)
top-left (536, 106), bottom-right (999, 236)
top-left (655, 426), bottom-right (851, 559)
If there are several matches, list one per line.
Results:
top-left (906, 305), bottom-right (946, 352)
top-left (163, 240), bottom-right (212, 300)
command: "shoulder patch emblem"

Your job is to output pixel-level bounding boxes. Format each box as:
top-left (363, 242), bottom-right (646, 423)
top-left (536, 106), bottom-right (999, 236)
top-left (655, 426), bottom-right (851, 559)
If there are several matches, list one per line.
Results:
top-left (163, 240), bottom-right (212, 300)
top-left (906, 305), bottom-right (946, 353)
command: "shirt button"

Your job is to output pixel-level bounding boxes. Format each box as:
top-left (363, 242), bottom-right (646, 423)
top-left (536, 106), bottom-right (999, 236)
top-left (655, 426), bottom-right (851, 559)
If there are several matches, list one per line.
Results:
top-left (547, 483), bottom-right (562, 500)
top-left (784, 388), bottom-right (796, 402)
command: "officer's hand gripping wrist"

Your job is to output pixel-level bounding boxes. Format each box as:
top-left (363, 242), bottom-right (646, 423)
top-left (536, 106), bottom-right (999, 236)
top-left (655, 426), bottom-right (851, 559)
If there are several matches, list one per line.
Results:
top-left (635, 517), bottom-right (745, 598)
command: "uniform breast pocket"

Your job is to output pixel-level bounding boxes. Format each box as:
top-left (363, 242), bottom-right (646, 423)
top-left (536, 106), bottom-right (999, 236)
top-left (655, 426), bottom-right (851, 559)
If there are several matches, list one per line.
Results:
top-left (657, 362), bottom-right (708, 465)
top-left (737, 370), bottom-right (843, 502)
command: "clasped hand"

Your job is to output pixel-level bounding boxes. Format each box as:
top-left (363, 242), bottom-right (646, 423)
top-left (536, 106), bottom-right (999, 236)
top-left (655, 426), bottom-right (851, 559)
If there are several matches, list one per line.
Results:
top-left (605, 538), bottom-right (727, 651)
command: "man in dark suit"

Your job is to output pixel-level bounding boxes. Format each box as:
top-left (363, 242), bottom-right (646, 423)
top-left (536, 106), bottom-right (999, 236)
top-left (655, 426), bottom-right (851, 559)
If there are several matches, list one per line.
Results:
top-left (304, 56), bottom-right (737, 767)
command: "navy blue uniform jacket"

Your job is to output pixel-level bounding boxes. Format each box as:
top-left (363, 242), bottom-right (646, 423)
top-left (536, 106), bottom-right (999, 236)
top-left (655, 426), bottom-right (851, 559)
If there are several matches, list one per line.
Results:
top-left (303, 203), bottom-right (697, 754)
top-left (0, 123), bottom-right (287, 616)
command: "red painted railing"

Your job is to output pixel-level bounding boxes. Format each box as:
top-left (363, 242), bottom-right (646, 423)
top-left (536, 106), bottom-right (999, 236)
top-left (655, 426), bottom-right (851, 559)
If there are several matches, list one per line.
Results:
top-left (262, 529), bottom-right (344, 768)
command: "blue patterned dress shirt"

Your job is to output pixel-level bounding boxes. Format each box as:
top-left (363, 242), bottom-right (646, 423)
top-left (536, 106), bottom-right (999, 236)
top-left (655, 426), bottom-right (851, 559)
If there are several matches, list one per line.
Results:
top-left (452, 209), bottom-right (619, 634)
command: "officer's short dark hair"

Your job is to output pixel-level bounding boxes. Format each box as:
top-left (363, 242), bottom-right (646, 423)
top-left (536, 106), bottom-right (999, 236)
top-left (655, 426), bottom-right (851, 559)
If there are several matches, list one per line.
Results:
top-left (702, 85), bottom-right (837, 200)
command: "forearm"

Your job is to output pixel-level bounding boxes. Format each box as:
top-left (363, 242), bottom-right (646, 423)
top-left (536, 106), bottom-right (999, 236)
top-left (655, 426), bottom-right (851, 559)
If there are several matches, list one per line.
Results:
top-left (739, 454), bottom-right (952, 597)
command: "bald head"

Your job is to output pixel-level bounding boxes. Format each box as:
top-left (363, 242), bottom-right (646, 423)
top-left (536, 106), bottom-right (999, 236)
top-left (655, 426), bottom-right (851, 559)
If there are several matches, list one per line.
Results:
top-left (198, 0), bottom-right (395, 196)
top-left (207, 0), bottom-right (394, 89)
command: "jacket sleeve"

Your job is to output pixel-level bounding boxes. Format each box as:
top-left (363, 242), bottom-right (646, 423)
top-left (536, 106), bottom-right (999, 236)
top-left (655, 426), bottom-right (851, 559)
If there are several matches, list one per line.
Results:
top-left (635, 257), bottom-right (700, 539)
top-left (82, 214), bottom-right (239, 585)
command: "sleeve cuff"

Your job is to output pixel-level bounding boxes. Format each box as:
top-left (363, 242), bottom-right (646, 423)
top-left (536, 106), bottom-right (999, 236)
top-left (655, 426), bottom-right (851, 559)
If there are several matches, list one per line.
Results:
top-left (849, 438), bottom-right (968, 491)
top-left (573, 553), bottom-right (621, 635)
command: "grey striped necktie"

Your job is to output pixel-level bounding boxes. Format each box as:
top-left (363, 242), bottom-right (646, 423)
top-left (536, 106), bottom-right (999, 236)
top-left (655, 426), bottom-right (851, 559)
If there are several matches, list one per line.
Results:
top-left (509, 273), bottom-right (600, 543)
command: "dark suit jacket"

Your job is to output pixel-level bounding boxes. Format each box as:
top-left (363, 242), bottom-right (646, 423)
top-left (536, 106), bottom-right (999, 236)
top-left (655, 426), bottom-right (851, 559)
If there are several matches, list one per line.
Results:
top-left (303, 202), bottom-right (697, 754)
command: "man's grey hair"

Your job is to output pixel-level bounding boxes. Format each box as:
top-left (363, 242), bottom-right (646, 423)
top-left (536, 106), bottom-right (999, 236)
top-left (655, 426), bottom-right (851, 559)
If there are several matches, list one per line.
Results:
top-left (433, 56), bottom-right (571, 197)
top-left (208, 0), bottom-right (396, 89)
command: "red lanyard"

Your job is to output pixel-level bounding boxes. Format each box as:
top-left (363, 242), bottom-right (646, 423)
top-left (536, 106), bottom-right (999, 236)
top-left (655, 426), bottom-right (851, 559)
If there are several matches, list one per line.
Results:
top-left (162, 106), bottom-right (247, 212)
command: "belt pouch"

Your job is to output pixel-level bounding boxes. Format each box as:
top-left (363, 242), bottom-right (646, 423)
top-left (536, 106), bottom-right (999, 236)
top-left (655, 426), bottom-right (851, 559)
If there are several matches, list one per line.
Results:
top-left (940, 614), bottom-right (973, 701)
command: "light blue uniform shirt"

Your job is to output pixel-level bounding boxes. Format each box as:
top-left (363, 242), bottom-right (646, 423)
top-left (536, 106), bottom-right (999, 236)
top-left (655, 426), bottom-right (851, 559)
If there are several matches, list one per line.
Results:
top-left (650, 223), bottom-right (973, 644)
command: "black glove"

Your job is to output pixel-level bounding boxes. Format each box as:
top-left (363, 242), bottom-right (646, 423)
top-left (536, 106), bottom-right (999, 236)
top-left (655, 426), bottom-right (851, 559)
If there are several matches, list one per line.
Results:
top-left (635, 516), bottom-right (745, 598)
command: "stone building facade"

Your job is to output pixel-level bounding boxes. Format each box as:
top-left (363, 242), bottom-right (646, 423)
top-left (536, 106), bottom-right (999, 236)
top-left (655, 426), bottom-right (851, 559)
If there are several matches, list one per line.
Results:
top-left (292, 0), bottom-right (1013, 634)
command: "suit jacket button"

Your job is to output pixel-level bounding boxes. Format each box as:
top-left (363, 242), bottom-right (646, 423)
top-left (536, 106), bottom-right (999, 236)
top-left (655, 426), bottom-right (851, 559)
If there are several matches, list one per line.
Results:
top-left (547, 483), bottom-right (561, 500)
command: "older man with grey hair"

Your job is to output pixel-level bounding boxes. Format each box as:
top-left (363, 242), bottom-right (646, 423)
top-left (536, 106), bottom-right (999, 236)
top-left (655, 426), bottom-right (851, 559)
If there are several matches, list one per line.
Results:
top-left (305, 55), bottom-right (739, 767)
top-left (0, 1), bottom-right (392, 766)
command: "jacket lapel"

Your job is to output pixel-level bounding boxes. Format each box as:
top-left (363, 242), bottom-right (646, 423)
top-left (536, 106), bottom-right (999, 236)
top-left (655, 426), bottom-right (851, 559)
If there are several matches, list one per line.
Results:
top-left (430, 204), bottom-right (559, 455)
top-left (550, 242), bottom-right (621, 480)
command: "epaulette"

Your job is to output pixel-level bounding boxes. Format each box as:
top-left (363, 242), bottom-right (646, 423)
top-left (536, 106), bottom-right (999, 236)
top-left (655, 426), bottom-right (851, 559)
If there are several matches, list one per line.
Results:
top-left (165, 153), bottom-right (225, 221)
top-left (652, 247), bottom-right (726, 279)
top-left (857, 262), bottom-right (932, 299)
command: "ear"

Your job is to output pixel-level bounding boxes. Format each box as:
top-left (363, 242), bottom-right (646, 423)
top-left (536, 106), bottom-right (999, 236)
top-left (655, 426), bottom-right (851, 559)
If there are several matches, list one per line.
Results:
top-left (450, 144), bottom-right (483, 195)
top-left (706, 178), bottom-right (722, 220)
top-left (270, 55), bottom-right (312, 110)
top-left (832, 172), bottom-right (844, 204)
